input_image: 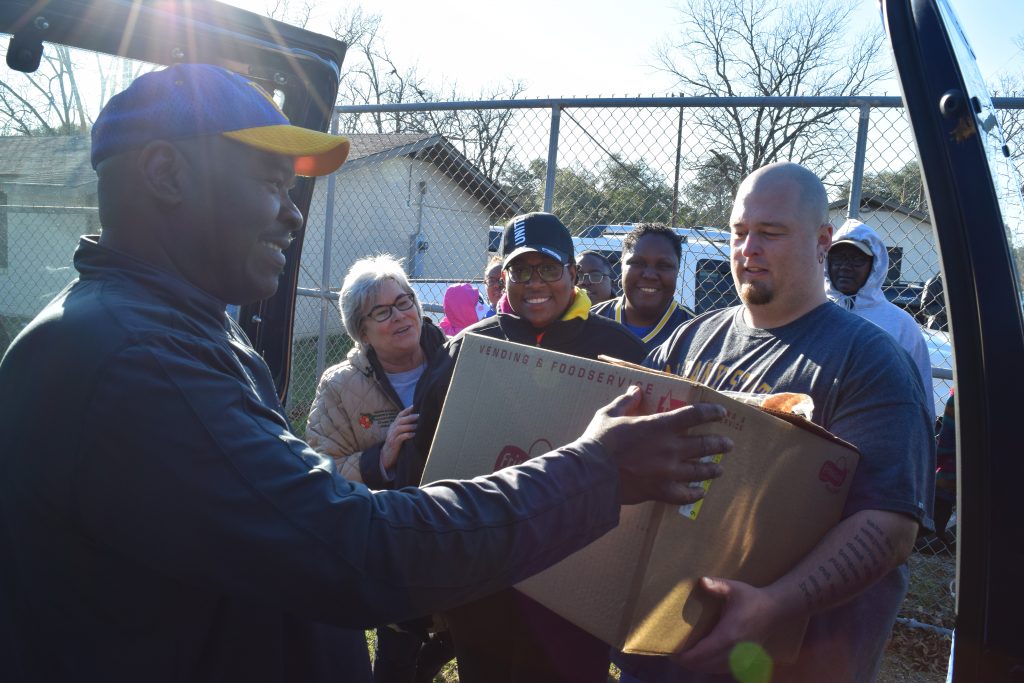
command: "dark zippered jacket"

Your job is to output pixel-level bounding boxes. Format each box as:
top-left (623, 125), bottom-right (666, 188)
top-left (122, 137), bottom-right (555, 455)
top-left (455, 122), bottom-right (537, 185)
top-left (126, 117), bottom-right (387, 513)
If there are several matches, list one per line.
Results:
top-left (0, 237), bottom-right (624, 683)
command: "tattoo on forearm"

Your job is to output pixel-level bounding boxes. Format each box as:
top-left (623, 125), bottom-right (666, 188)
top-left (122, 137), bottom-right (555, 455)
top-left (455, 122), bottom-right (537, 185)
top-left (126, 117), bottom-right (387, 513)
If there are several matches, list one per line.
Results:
top-left (855, 534), bottom-right (879, 567)
top-left (867, 518), bottom-right (896, 553)
top-left (828, 557), bottom-right (848, 583)
top-left (800, 519), bottom-right (898, 612)
top-left (799, 580), bottom-right (812, 606)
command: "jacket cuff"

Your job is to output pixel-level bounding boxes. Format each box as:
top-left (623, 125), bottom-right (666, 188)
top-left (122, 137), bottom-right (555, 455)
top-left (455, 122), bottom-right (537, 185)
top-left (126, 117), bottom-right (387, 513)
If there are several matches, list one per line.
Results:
top-left (360, 443), bottom-right (392, 489)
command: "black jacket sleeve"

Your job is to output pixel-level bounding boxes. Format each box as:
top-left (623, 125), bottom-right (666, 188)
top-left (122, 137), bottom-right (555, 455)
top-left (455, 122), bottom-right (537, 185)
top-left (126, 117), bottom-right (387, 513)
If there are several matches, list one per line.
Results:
top-left (74, 336), bottom-right (622, 629)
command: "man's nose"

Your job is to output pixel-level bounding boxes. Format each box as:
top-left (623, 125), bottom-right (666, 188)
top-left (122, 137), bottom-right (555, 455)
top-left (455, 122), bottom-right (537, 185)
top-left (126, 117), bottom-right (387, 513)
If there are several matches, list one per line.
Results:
top-left (737, 234), bottom-right (761, 256)
top-left (280, 191), bottom-right (304, 233)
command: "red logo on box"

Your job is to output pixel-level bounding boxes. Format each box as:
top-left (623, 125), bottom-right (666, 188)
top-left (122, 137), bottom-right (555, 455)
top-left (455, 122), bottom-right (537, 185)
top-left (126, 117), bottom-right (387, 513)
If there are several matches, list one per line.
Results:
top-left (819, 457), bottom-right (850, 492)
top-left (494, 438), bottom-right (553, 472)
top-left (656, 391), bottom-right (689, 413)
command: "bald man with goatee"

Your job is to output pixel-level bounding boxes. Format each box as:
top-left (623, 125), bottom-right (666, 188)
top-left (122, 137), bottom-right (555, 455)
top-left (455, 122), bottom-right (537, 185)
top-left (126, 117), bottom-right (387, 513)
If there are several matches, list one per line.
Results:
top-left (625, 163), bottom-right (935, 683)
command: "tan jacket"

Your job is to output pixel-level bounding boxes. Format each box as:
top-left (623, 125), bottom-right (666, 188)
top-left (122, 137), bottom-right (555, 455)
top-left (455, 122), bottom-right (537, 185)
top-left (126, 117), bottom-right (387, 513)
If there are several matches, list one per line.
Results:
top-left (306, 345), bottom-right (400, 483)
top-left (306, 319), bottom-right (446, 487)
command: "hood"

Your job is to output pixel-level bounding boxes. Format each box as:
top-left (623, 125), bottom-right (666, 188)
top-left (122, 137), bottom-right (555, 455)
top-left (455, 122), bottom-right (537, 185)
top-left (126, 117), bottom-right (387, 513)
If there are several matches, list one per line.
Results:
top-left (825, 219), bottom-right (889, 311)
top-left (440, 283), bottom-right (487, 336)
top-left (562, 287), bottom-right (592, 321)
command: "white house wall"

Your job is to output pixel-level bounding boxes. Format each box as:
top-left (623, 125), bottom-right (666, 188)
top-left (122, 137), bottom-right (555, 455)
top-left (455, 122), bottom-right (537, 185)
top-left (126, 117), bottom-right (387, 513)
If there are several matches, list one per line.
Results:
top-left (0, 183), bottom-right (98, 323)
top-left (295, 156), bottom-right (494, 339)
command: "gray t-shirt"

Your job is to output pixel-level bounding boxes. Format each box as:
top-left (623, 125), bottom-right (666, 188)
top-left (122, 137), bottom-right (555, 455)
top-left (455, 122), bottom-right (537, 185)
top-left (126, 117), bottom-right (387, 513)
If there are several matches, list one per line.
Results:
top-left (633, 302), bottom-right (935, 683)
top-left (385, 363), bottom-right (426, 409)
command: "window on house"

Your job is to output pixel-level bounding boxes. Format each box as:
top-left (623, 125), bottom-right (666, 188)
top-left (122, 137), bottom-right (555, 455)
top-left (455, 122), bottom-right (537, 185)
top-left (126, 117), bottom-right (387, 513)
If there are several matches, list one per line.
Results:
top-left (886, 246), bottom-right (903, 283)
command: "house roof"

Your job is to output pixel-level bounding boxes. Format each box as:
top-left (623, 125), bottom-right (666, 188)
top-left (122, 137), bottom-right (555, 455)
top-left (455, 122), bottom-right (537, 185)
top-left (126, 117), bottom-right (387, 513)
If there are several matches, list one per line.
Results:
top-left (829, 194), bottom-right (930, 222)
top-left (341, 133), bottom-right (523, 217)
top-left (0, 134), bottom-right (94, 189)
top-left (0, 131), bottom-right (523, 217)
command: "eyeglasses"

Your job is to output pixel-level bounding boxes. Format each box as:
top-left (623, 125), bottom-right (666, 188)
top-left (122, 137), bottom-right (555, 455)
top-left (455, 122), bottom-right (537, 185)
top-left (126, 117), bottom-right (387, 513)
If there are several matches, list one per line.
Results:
top-left (485, 277), bottom-right (504, 288)
top-left (829, 254), bottom-right (871, 268)
top-left (364, 293), bottom-right (416, 323)
top-left (577, 272), bottom-right (611, 285)
top-left (505, 263), bottom-right (567, 284)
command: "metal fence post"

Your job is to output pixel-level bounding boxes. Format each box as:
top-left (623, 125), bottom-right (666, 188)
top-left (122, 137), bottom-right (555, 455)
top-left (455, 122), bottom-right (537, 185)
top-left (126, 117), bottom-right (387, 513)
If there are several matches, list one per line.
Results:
top-left (847, 103), bottom-right (871, 219)
top-left (543, 104), bottom-right (562, 213)
top-left (671, 103), bottom-right (684, 227)
top-left (315, 112), bottom-right (340, 382)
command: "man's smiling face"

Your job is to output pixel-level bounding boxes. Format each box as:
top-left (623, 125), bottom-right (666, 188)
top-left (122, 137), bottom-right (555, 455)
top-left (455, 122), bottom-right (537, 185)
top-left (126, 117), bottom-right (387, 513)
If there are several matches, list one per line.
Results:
top-left (172, 136), bottom-right (304, 304)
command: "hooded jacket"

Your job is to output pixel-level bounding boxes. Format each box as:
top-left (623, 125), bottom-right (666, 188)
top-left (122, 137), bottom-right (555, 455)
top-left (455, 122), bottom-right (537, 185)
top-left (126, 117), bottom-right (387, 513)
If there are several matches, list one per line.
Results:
top-left (439, 282), bottom-right (487, 336)
top-left (826, 220), bottom-right (933, 417)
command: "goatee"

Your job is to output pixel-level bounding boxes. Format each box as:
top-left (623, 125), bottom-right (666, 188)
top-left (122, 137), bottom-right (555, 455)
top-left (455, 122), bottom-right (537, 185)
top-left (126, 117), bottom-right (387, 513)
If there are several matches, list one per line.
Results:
top-left (739, 281), bottom-right (773, 306)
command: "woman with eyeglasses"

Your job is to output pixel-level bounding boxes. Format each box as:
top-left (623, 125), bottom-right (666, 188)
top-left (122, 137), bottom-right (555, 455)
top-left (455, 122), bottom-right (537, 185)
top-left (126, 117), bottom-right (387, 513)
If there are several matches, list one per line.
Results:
top-left (306, 254), bottom-right (451, 683)
top-left (576, 250), bottom-right (615, 304)
top-left (410, 213), bottom-right (647, 683)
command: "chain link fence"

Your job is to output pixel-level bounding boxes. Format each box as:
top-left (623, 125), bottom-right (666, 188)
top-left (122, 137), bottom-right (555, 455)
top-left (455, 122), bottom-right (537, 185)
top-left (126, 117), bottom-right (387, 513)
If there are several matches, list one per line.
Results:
top-left (287, 95), bottom-right (1024, 645)
top-left (3, 93), bottom-right (1024, 658)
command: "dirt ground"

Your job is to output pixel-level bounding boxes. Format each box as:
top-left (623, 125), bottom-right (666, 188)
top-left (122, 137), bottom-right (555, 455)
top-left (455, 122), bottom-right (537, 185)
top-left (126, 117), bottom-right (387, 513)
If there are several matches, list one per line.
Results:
top-left (879, 621), bottom-right (952, 683)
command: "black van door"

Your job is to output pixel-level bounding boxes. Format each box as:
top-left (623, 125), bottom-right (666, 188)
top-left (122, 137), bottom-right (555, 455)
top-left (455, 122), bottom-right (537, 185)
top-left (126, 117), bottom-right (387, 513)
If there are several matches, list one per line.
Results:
top-left (885, 1), bottom-right (1024, 679)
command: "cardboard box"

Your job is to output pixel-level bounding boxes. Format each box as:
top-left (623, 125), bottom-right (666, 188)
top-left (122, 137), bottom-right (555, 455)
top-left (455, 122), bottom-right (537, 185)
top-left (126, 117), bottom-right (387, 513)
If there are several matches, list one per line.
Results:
top-left (420, 334), bottom-right (859, 658)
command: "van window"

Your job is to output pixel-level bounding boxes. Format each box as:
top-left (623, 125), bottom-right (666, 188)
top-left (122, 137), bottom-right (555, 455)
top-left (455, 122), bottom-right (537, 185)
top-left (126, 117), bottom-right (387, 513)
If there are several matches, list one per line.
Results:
top-left (694, 258), bottom-right (738, 314)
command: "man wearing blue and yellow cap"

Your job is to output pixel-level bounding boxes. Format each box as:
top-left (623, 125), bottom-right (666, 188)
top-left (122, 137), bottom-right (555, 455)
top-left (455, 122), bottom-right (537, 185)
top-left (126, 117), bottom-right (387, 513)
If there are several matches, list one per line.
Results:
top-left (0, 64), bottom-right (731, 683)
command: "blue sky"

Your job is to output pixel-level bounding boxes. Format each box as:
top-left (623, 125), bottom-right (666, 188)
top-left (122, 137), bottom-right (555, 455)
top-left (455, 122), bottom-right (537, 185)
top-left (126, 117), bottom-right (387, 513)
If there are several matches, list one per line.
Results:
top-left (223, 0), bottom-right (1022, 99)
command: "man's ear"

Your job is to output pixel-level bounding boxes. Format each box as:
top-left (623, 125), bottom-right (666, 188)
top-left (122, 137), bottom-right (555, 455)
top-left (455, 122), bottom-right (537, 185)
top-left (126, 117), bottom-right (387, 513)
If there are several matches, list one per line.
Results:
top-left (137, 141), bottom-right (186, 206)
top-left (567, 263), bottom-right (578, 283)
top-left (817, 222), bottom-right (834, 257)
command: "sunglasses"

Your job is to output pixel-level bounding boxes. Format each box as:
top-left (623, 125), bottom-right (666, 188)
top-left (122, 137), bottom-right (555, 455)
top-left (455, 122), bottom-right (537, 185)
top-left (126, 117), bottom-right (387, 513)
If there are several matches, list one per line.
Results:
top-left (577, 272), bottom-right (611, 285)
top-left (505, 263), bottom-right (567, 284)
top-left (364, 293), bottom-right (416, 323)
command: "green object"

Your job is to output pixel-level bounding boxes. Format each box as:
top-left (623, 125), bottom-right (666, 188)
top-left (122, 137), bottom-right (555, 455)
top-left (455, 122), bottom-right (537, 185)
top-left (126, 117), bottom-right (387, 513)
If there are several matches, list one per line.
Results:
top-left (728, 641), bottom-right (773, 683)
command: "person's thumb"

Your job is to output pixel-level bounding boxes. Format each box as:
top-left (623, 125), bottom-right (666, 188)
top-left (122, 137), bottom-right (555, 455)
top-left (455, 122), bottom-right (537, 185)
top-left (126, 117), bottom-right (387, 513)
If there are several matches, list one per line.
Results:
top-left (603, 384), bottom-right (643, 418)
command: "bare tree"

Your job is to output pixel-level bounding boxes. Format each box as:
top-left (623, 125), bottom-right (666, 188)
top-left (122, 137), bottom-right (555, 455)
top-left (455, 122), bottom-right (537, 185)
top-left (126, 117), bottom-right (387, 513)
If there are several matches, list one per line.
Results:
top-left (264, 0), bottom-right (316, 28)
top-left (420, 80), bottom-right (528, 183)
top-left (261, 2), bottom-right (527, 185)
top-left (992, 34), bottom-right (1024, 182)
top-left (0, 43), bottom-right (89, 135)
top-left (656, 0), bottom-right (891, 188)
top-left (0, 40), bottom-right (150, 137)
top-left (329, 7), bottom-right (431, 134)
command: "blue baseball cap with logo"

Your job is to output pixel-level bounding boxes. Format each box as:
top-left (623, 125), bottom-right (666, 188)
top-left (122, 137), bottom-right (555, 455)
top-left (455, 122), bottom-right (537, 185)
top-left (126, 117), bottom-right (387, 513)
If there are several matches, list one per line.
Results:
top-left (90, 63), bottom-right (350, 177)
top-left (500, 212), bottom-right (574, 269)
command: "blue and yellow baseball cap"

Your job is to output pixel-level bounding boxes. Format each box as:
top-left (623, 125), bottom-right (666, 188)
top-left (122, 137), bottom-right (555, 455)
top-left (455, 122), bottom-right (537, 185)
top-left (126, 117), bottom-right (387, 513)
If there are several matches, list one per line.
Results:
top-left (90, 63), bottom-right (350, 177)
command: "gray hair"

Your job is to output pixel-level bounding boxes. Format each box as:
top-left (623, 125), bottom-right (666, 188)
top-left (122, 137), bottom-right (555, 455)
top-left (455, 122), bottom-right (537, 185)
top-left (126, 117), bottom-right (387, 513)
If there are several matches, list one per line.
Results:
top-left (339, 254), bottom-right (422, 348)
